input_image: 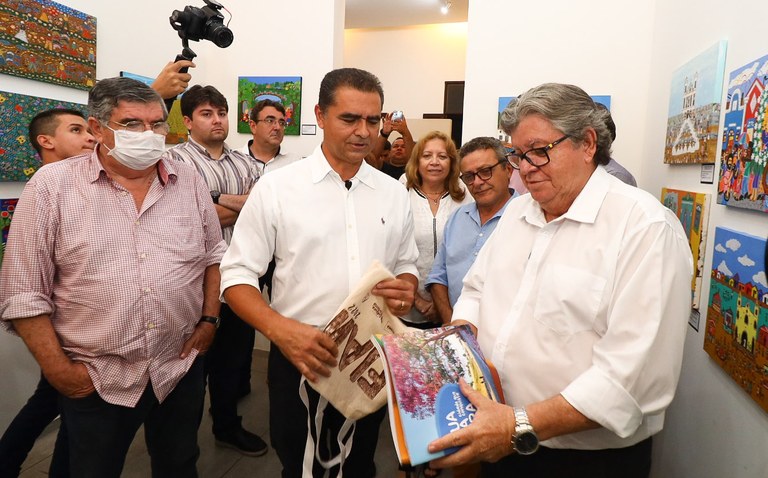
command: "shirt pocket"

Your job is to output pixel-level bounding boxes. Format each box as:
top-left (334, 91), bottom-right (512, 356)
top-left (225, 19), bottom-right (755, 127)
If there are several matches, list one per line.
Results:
top-left (533, 264), bottom-right (606, 336)
top-left (157, 215), bottom-right (205, 262)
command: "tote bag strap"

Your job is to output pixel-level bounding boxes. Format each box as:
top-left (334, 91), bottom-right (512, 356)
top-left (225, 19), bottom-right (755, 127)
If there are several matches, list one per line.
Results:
top-left (299, 377), bottom-right (356, 478)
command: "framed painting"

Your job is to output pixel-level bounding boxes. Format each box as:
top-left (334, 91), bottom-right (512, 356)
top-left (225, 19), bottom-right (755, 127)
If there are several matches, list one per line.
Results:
top-left (660, 187), bottom-right (711, 310)
top-left (119, 71), bottom-right (188, 145)
top-left (237, 76), bottom-right (302, 136)
top-left (0, 90), bottom-right (85, 181)
top-left (703, 227), bottom-right (768, 413)
top-left (664, 41), bottom-right (727, 165)
top-left (0, 0), bottom-right (96, 90)
top-left (0, 197), bottom-right (18, 266)
top-left (718, 52), bottom-right (768, 213)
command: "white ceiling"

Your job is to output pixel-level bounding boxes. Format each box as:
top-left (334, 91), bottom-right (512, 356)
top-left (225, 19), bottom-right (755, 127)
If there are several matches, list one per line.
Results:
top-left (345, 0), bottom-right (469, 29)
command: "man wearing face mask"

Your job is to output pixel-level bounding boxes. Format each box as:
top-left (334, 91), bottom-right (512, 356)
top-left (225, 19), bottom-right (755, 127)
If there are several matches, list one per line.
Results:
top-left (0, 77), bottom-right (226, 477)
top-left (167, 85), bottom-right (266, 457)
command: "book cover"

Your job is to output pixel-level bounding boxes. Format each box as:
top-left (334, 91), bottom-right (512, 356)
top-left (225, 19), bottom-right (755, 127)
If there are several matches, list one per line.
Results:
top-left (373, 325), bottom-right (504, 466)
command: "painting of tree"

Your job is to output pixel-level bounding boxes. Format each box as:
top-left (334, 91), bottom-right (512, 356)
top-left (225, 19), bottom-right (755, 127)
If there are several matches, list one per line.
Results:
top-left (382, 327), bottom-right (474, 419)
top-left (237, 76), bottom-right (302, 136)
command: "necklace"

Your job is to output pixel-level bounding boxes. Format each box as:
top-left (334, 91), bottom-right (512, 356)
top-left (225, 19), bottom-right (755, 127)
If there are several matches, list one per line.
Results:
top-left (421, 189), bottom-right (446, 206)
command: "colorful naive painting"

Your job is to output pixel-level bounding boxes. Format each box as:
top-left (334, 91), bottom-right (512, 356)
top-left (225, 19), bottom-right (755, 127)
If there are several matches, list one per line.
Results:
top-left (0, 90), bottom-right (85, 182)
top-left (718, 52), bottom-right (768, 213)
top-left (237, 76), bottom-right (302, 136)
top-left (0, 0), bottom-right (96, 90)
top-left (0, 198), bottom-right (17, 266)
top-left (119, 71), bottom-right (188, 145)
top-left (660, 188), bottom-right (711, 310)
top-left (664, 41), bottom-right (727, 165)
top-left (703, 227), bottom-right (768, 414)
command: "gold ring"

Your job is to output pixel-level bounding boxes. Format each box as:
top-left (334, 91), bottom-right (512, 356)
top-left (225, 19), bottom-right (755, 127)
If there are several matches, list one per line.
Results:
top-left (400, 300), bottom-right (405, 310)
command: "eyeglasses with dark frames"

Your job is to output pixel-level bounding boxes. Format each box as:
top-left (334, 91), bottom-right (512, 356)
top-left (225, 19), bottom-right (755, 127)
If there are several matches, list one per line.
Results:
top-left (253, 117), bottom-right (287, 128)
top-left (105, 119), bottom-right (170, 135)
top-left (460, 161), bottom-right (505, 185)
top-left (505, 135), bottom-right (570, 170)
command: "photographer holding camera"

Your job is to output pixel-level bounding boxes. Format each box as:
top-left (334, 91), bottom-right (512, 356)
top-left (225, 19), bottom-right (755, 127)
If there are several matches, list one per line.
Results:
top-left (375, 111), bottom-right (415, 179)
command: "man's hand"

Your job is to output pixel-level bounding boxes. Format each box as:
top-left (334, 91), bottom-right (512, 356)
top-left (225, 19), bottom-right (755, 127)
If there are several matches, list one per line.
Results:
top-left (45, 361), bottom-right (95, 399)
top-left (151, 60), bottom-right (195, 100)
top-left (180, 321), bottom-right (216, 359)
top-left (414, 291), bottom-right (438, 323)
top-left (274, 319), bottom-right (338, 382)
top-left (372, 276), bottom-right (416, 316)
top-left (391, 114), bottom-right (410, 135)
top-left (428, 379), bottom-right (516, 468)
top-left (381, 113), bottom-right (394, 137)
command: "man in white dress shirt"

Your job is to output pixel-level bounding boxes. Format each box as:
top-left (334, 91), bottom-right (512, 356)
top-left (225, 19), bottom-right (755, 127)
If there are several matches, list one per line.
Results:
top-left (427, 83), bottom-right (693, 478)
top-left (220, 68), bottom-right (418, 478)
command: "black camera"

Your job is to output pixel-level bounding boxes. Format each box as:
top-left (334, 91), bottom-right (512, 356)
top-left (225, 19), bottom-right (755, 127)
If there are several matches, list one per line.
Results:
top-left (170, 0), bottom-right (233, 48)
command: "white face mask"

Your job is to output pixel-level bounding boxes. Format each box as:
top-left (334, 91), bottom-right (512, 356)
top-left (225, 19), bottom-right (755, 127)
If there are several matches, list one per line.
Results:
top-left (103, 128), bottom-right (166, 170)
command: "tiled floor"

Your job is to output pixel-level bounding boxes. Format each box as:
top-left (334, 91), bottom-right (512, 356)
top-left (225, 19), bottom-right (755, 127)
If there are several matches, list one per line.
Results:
top-left (17, 350), bottom-right (409, 477)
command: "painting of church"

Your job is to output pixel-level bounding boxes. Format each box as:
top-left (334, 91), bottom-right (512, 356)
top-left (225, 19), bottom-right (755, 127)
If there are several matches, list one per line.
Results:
top-left (704, 227), bottom-right (768, 413)
top-left (664, 41), bottom-right (727, 164)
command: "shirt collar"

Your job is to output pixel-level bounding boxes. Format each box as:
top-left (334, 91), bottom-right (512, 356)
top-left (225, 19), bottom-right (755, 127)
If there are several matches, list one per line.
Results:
top-left (187, 136), bottom-right (234, 160)
top-left (308, 144), bottom-right (375, 189)
top-left (518, 166), bottom-right (608, 226)
top-left (247, 139), bottom-right (282, 162)
top-left (467, 194), bottom-right (514, 225)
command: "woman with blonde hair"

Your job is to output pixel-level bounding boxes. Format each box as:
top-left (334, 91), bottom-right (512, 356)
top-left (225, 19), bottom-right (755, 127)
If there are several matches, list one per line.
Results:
top-left (402, 130), bottom-right (473, 327)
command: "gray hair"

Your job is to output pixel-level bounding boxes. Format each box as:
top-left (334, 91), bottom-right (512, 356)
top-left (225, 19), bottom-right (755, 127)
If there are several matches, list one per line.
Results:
top-left (88, 77), bottom-right (167, 123)
top-left (459, 136), bottom-right (507, 162)
top-left (499, 83), bottom-right (612, 165)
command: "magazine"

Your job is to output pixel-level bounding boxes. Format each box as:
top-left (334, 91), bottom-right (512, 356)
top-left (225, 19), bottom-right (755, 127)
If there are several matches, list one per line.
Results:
top-left (372, 324), bottom-right (505, 467)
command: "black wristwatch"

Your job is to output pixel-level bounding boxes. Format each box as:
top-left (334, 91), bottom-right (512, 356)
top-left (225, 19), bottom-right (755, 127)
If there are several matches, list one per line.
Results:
top-left (380, 128), bottom-right (390, 139)
top-left (199, 315), bottom-right (221, 329)
top-left (210, 190), bottom-right (221, 204)
top-left (512, 407), bottom-right (539, 455)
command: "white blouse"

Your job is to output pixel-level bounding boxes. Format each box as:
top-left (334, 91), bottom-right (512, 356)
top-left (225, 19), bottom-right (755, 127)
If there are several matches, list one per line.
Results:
top-left (404, 185), bottom-right (473, 324)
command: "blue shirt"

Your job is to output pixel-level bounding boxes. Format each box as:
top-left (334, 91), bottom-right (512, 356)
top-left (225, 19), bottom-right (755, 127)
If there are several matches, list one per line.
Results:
top-left (425, 195), bottom-right (515, 306)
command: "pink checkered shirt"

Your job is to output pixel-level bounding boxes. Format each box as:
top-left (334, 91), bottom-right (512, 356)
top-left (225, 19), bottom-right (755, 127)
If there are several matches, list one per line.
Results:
top-left (0, 151), bottom-right (226, 407)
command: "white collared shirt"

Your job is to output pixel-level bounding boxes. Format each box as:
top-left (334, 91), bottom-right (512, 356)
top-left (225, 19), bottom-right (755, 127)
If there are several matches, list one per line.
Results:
top-left (237, 141), bottom-right (302, 176)
top-left (221, 145), bottom-right (419, 327)
top-left (454, 167), bottom-right (693, 450)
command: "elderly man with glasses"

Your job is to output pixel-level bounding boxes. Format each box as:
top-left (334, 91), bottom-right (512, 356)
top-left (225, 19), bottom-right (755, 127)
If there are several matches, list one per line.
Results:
top-left (427, 83), bottom-right (693, 478)
top-left (426, 136), bottom-right (516, 326)
top-left (0, 77), bottom-right (226, 477)
top-left (238, 98), bottom-right (302, 175)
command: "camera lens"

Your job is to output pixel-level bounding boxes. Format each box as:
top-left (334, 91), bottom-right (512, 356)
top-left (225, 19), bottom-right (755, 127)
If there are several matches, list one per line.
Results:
top-left (207, 24), bottom-right (233, 48)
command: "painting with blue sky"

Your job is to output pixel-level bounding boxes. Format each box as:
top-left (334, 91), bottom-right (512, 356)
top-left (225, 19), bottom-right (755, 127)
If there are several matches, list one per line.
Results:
top-left (664, 40), bottom-right (727, 164)
top-left (704, 226), bottom-right (768, 414)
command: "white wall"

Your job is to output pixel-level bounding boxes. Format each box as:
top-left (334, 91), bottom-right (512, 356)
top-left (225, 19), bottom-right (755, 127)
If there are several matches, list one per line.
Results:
top-left (344, 23), bottom-right (467, 119)
top-left (464, 1), bottom-right (768, 476)
top-left (642, 1), bottom-right (768, 476)
top-left (0, 0), bottom-right (342, 430)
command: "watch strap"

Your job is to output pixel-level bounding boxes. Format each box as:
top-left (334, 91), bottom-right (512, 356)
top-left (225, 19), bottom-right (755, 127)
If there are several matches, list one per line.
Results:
top-left (199, 315), bottom-right (221, 328)
top-left (513, 406), bottom-right (539, 455)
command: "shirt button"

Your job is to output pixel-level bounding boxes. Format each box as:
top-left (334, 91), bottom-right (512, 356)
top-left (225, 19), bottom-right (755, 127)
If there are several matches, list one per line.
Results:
top-left (479, 233), bottom-right (484, 237)
top-left (135, 220), bottom-right (140, 226)
top-left (474, 252), bottom-right (478, 256)
top-left (140, 253), bottom-right (147, 259)
top-left (143, 287), bottom-right (151, 293)
top-left (122, 191), bottom-right (128, 196)
top-left (147, 322), bottom-right (155, 329)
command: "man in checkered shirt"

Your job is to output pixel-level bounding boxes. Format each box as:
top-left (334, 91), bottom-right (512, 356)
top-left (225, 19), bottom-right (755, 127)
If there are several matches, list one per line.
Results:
top-left (0, 77), bottom-right (226, 477)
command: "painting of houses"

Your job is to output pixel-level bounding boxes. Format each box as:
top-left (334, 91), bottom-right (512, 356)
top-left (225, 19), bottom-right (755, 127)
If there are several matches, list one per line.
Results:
top-left (237, 76), bottom-right (302, 136)
top-left (703, 227), bottom-right (768, 413)
top-left (660, 188), bottom-right (710, 310)
top-left (718, 52), bottom-right (768, 213)
top-left (0, 0), bottom-right (96, 90)
top-left (664, 41), bottom-right (727, 164)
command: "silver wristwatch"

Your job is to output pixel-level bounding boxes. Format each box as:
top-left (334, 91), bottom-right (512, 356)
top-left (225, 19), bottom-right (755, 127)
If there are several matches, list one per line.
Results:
top-left (512, 407), bottom-right (540, 455)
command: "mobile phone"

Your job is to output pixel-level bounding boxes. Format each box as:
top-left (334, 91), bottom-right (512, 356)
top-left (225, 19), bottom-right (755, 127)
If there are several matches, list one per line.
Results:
top-left (391, 110), bottom-right (404, 122)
